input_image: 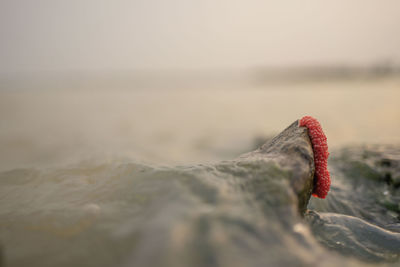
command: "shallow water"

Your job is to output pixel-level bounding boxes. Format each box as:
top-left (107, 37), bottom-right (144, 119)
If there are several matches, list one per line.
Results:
top-left (1, 78), bottom-right (400, 266)
top-left (1, 78), bottom-right (399, 171)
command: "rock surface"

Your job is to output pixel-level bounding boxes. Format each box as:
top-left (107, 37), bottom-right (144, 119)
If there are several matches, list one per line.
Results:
top-left (308, 144), bottom-right (400, 263)
top-left (122, 119), bottom-right (320, 267)
top-left (238, 120), bottom-right (315, 213)
top-left (0, 120), bottom-right (320, 267)
top-left (2, 120), bottom-right (399, 267)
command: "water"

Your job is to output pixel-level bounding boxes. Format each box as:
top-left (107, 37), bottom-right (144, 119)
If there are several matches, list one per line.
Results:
top-left (1, 78), bottom-right (399, 171)
top-left (0, 78), bottom-right (400, 266)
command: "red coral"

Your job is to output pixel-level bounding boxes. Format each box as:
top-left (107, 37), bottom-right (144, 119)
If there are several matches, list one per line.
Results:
top-left (299, 116), bottom-right (330, 198)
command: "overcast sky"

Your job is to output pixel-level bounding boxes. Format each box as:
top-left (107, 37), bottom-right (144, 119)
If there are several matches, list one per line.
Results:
top-left (1, 0), bottom-right (400, 74)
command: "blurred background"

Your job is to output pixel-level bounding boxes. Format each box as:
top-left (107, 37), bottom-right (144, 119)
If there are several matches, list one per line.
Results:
top-left (1, 0), bottom-right (400, 171)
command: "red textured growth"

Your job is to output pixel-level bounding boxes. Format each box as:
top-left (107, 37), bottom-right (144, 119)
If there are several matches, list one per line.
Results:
top-left (299, 116), bottom-right (330, 199)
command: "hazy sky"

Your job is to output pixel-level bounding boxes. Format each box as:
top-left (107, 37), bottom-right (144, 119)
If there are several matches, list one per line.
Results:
top-left (1, 0), bottom-right (400, 73)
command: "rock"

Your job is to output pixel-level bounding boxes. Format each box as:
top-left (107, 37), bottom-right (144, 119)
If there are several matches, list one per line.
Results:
top-left (307, 145), bottom-right (400, 263)
top-left (0, 119), bottom-right (321, 267)
top-left (237, 120), bottom-right (315, 214)
top-left (123, 120), bottom-right (321, 267)
top-left (309, 145), bottom-right (400, 226)
top-left (305, 211), bottom-right (400, 262)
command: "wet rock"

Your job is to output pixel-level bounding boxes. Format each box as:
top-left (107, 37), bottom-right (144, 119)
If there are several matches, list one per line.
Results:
top-left (0, 120), bottom-right (320, 267)
top-left (310, 145), bottom-right (400, 226)
top-left (7, 121), bottom-right (400, 267)
top-left (124, 120), bottom-right (319, 267)
top-left (307, 145), bottom-right (400, 263)
top-left (334, 145), bottom-right (400, 188)
top-left (305, 211), bottom-right (400, 263)
top-left (237, 120), bottom-right (315, 214)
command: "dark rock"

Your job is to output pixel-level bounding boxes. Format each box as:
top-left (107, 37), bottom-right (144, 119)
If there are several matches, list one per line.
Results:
top-left (307, 145), bottom-right (400, 263)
